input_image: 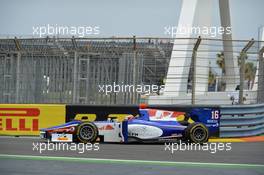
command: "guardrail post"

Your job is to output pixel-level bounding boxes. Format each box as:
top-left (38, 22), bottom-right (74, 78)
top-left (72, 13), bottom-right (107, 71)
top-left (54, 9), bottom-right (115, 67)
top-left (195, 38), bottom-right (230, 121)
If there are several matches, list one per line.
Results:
top-left (239, 39), bottom-right (254, 104)
top-left (73, 51), bottom-right (78, 103)
top-left (14, 37), bottom-right (21, 103)
top-left (191, 36), bottom-right (201, 105)
top-left (239, 53), bottom-right (246, 104)
top-left (258, 47), bottom-right (264, 103)
top-left (15, 52), bottom-right (21, 103)
top-left (71, 36), bottom-right (77, 50)
top-left (132, 36), bottom-right (137, 104)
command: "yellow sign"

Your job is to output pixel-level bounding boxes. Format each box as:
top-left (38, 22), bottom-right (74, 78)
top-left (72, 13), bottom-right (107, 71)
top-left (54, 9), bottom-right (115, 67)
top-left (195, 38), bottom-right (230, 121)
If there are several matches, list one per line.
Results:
top-left (107, 114), bottom-right (131, 122)
top-left (74, 113), bottom-right (131, 122)
top-left (74, 114), bottom-right (97, 121)
top-left (0, 104), bottom-right (65, 136)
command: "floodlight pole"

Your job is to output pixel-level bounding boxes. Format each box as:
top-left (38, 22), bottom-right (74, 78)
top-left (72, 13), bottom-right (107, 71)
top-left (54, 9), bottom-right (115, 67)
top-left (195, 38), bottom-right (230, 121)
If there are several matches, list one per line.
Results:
top-left (191, 36), bottom-right (201, 105)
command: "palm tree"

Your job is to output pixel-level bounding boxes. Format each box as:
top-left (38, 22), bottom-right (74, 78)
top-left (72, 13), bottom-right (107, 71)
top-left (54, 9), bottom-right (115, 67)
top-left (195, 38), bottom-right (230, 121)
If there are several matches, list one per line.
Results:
top-left (237, 53), bottom-right (256, 89)
top-left (208, 68), bottom-right (216, 86)
top-left (245, 62), bottom-right (256, 89)
top-left (208, 61), bottom-right (216, 88)
top-left (216, 52), bottom-right (225, 75)
top-left (208, 66), bottom-right (217, 92)
top-left (237, 52), bottom-right (248, 66)
top-left (216, 52), bottom-right (226, 91)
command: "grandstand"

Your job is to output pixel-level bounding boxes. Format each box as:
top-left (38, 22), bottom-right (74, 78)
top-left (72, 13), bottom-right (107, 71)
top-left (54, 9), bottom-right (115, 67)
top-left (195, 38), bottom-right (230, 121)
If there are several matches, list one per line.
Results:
top-left (0, 37), bottom-right (173, 104)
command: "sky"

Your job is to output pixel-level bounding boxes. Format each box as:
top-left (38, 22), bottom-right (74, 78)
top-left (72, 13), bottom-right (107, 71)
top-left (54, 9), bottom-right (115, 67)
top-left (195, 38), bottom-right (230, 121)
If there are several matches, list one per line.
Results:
top-left (0, 0), bottom-right (263, 40)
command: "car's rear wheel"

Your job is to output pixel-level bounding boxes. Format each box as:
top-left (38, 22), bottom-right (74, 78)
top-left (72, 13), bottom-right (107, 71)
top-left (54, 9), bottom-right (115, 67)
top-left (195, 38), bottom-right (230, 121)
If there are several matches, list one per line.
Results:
top-left (185, 123), bottom-right (209, 143)
top-left (77, 122), bottom-right (98, 143)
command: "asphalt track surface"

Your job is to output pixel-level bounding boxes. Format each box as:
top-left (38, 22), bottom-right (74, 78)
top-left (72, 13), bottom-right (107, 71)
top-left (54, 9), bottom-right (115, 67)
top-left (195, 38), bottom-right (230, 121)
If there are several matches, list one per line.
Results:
top-left (0, 137), bottom-right (263, 175)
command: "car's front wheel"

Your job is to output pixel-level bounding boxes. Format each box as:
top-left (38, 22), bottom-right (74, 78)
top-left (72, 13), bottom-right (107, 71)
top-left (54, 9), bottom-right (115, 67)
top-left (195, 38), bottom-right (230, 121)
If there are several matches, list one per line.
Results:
top-left (185, 123), bottom-right (209, 144)
top-left (76, 122), bottom-right (98, 143)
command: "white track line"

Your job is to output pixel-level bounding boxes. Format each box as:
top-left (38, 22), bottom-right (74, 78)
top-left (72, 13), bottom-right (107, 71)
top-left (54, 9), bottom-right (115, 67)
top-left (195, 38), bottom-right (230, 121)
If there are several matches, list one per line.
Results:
top-left (0, 154), bottom-right (263, 168)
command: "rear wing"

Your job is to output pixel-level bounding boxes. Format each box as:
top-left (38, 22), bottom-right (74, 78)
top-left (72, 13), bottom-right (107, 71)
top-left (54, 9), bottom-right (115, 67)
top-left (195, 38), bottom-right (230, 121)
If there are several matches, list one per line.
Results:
top-left (190, 107), bottom-right (220, 137)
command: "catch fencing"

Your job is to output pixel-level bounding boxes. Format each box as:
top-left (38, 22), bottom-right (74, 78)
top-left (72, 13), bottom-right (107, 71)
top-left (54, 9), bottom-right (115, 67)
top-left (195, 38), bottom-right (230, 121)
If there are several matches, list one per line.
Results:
top-left (0, 37), bottom-right (263, 105)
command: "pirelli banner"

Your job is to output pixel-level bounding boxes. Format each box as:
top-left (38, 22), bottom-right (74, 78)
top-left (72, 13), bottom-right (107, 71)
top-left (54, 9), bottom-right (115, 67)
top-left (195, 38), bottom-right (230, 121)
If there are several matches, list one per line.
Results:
top-left (0, 104), bottom-right (65, 136)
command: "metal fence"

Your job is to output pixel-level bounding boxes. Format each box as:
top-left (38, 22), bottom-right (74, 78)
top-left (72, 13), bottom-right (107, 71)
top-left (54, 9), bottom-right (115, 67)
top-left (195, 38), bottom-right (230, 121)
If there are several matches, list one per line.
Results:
top-left (0, 37), bottom-right (263, 104)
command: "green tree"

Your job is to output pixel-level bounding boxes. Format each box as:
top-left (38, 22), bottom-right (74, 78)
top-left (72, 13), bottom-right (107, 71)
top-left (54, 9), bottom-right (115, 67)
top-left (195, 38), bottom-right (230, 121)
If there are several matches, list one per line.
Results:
top-left (208, 66), bottom-right (216, 86)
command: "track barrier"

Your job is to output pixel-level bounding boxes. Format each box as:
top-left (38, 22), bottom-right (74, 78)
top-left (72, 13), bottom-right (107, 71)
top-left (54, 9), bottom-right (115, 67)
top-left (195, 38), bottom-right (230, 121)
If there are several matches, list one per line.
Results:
top-left (219, 103), bottom-right (264, 137)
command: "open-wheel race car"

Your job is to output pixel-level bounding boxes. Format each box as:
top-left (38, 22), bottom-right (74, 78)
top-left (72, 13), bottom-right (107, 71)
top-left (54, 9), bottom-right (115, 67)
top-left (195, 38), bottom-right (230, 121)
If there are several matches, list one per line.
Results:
top-left (40, 107), bottom-right (220, 144)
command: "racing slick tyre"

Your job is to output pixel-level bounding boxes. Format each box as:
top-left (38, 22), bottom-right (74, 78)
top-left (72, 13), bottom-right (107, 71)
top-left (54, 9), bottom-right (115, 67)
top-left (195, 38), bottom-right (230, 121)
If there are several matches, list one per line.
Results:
top-left (185, 123), bottom-right (209, 144)
top-left (76, 122), bottom-right (98, 143)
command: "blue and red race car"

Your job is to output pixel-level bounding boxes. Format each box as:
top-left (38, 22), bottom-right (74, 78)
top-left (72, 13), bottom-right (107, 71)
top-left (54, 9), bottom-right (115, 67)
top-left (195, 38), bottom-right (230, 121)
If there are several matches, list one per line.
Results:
top-left (40, 107), bottom-right (220, 144)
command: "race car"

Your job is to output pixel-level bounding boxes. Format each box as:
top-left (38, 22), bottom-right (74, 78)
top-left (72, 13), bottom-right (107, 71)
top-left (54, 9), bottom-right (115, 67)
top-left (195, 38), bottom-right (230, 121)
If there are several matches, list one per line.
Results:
top-left (40, 107), bottom-right (220, 144)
